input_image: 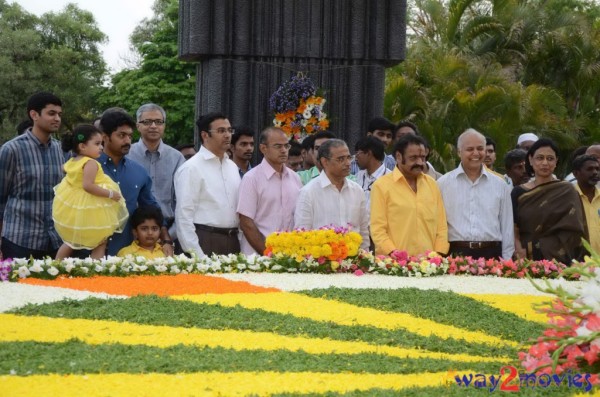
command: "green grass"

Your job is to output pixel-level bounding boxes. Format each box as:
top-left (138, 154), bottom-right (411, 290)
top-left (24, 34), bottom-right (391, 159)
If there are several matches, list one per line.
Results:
top-left (0, 340), bottom-right (501, 376)
top-left (272, 384), bottom-right (579, 396)
top-left (301, 288), bottom-right (545, 343)
top-left (11, 295), bottom-right (517, 357)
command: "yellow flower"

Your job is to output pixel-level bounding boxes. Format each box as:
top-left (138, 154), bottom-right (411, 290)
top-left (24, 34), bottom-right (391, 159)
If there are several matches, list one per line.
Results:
top-left (331, 261), bottom-right (340, 270)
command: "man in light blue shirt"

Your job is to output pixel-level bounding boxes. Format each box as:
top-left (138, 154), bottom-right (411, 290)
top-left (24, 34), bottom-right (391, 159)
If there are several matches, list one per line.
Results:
top-left (128, 103), bottom-right (184, 241)
top-left (99, 110), bottom-right (172, 256)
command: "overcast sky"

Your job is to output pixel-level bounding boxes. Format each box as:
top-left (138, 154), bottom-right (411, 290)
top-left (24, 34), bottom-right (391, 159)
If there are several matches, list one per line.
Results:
top-left (12, 0), bottom-right (155, 73)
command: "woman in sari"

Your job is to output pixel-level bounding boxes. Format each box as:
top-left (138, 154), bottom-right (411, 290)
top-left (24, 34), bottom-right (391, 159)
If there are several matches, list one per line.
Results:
top-left (511, 138), bottom-right (586, 263)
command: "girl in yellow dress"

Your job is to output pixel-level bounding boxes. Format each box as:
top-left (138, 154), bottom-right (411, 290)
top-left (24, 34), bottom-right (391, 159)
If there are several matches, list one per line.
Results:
top-left (53, 124), bottom-right (129, 259)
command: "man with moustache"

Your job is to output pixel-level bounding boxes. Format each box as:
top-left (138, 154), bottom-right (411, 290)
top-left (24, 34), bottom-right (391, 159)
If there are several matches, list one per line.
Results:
top-left (390, 121), bottom-right (442, 180)
top-left (295, 139), bottom-right (370, 250)
top-left (573, 155), bottom-right (600, 253)
top-left (370, 134), bottom-right (448, 256)
top-left (230, 127), bottom-right (255, 178)
top-left (175, 113), bottom-right (240, 257)
top-left (237, 127), bottom-right (302, 255)
top-left (128, 103), bottom-right (184, 250)
top-left (0, 92), bottom-right (65, 259)
top-left (437, 129), bottom-right (514, 259)
top-left (98, 110), bottom-right (168, 256)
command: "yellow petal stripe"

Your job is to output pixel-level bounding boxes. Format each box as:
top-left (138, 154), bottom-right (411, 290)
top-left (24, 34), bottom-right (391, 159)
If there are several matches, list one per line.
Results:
top-left (462, 294), bottom-right (552, 323)
top-left (0, 371), bottom-right (464, 396)
top-left (172, 292), bottom-right (518, 347)
top-left (0, 314), bottom-right (507, 363)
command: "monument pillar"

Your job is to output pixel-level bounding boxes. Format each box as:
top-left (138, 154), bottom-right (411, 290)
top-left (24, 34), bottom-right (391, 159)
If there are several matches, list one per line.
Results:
top-left (179, 0), bottom-right (405, 149)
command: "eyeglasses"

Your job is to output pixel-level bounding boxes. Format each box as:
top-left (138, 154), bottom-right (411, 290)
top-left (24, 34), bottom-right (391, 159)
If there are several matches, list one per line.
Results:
top-left (138, 119), bottom-right (165, 126)
top-left (270, 143), bottom-right (291, 150)
top-left (327, 155), bottom-right (353, 164)
top-left (208, 128), bottom-right (235, 134)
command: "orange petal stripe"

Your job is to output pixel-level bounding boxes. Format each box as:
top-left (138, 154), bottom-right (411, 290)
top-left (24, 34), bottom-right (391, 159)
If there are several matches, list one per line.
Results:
top-left (18, 274), bottom-right (279, 296)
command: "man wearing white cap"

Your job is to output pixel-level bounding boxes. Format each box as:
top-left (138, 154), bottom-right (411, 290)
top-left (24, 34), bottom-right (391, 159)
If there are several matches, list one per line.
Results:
top-left (516, 133), bottom-right (538, 152)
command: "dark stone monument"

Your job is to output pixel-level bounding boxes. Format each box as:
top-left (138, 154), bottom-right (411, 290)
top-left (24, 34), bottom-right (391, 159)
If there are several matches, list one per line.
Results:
top-left (179, 0), bottom-right (405, 149)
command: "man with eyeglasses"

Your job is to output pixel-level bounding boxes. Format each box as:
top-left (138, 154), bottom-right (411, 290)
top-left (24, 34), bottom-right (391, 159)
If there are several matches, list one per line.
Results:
top-left (237, 127), bottom-right (302, 255)
top-left (174, 112), bottom-right (241, 257)
top-left (98, 110), bottom-right (170, 256)
top-left (128, 103), bottom-right (184, 252)
top-left (295, 139), bottom-right (370, 250)
top-left (370, 134), bottom-right (449, 256)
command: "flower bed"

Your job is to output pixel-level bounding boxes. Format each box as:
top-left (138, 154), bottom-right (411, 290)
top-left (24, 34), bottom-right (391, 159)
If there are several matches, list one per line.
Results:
top-left (0, 253), bottom-right (567, 282)
top-left (0, 249), bottom-right (574, 282)
top-left (2, 274), bottom-right (585, 396)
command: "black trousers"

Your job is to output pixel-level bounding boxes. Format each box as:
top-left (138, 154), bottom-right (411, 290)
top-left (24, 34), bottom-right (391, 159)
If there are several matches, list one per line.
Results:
top-left (194, 226), bottom-right (240, 256)
top-left (448, 243), bottom-right (502, 260)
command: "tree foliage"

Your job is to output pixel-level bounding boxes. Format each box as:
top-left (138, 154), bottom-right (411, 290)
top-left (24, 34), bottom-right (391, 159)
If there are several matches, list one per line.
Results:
top-left (388, 0), bottom-right (600, 173)
top-left (0, 1), bottom-right (107, 143)
top-left (95, 0), bottom-right (196, 145)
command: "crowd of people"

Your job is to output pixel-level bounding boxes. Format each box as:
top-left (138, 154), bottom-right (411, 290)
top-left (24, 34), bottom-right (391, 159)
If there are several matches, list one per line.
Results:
top-left (0, 91), bottom-right (598, 265)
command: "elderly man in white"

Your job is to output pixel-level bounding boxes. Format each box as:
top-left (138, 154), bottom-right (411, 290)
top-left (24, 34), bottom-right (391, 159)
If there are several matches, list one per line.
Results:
top-left (294, 139), bottom-right (370, 250)
top-left (437, 129), bottom-right (514, 260)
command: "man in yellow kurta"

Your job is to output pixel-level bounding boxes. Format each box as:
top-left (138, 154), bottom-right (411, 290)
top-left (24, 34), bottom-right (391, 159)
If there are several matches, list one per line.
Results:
top-left (573, 154), bottom-right (600, 254)
top-left (370, 134), bottom-right (449, 256)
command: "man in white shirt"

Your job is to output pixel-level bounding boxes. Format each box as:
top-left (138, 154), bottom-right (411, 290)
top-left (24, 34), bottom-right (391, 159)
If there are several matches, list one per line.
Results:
top-left (237, 127), bottom-right (303, 255)
top-left (437, 129), bottom-right (514, 259)
top-left (354, 136), bottom-right (391, 209)
top-left (174, 112), bottom-right (240, 257)
top-left (295, 139), bottom-right (370, 250)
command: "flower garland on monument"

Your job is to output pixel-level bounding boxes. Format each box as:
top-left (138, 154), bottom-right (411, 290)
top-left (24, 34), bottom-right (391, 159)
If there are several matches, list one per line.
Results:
top-left (269, 74), bottom-right (329, 141)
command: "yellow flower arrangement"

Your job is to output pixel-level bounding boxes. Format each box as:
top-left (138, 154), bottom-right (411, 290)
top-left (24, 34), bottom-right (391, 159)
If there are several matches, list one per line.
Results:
top-left (265, 226), bottom-right (361, 262)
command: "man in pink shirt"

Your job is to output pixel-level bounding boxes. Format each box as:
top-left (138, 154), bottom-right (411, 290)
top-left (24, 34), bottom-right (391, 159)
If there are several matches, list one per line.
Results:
top-left (237, 127), bottom-right (303, 255)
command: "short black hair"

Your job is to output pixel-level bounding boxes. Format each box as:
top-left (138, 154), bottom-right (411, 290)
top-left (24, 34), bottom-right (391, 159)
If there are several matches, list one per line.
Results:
top-left (355, 136), bottom-right (385, 162)
top-left (175, 143), bottom-right (195, 151)
top-left (368, 117), bottom-right (395, 133)
top-left (100, 111), bottom-right (136, 136)
top-left (301, 135), bottom-right (315, 151)
top-left (311, 131), bottom-right (336, 149)
top-left (485, 136), bottom-right (496, 151)
top-left (288, 140), bottom-right (302, 157)
top-left (232, 126), bottom-right (255, 146)
top-left (572, 154), bottom-right (599, 172)
top-left (395, 120), bottom-right (419, 135)
top-left (196, 112), bottom-right (228, 143)
top-left (61, 124), bottom-right (102, 153)
top-left (504, 149), bottom-right (527, 170)
top-left (393, 134), bottom-right (428, 158)
top-left (131, 206), bottom-right (164, 229)
top-left (27, 92), bottom-right (62, 120)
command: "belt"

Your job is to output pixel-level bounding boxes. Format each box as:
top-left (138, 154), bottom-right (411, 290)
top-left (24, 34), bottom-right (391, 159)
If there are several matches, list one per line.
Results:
top-left (450, 241), bottom-right (501, 249)
top-left (195, 224), bottom-right (238, 236)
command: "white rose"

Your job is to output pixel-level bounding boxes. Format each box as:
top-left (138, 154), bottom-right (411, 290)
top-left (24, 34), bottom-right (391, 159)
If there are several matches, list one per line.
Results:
top-left (47, 266), bottom-right (59, 276)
